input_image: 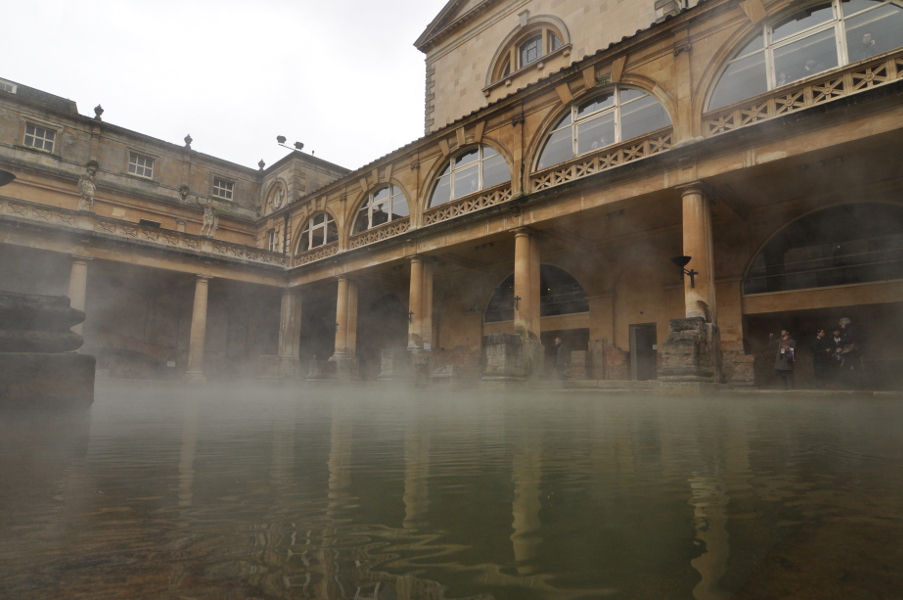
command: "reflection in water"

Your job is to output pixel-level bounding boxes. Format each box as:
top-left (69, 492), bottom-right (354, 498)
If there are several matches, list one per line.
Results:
top-left (1, 388), bottom-right (902, 599)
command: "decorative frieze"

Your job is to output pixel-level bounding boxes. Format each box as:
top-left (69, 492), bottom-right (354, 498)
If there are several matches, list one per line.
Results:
top-left (348, 217), bottom-right (410, 250)
top-left (423, 183), bottom-right (513, 226)
top-left (532, 129), bottom-right (673, 192)
top-left (703, 51), bottom-right (903, 137)
top-left (294, 241), bottom-right (338, 266)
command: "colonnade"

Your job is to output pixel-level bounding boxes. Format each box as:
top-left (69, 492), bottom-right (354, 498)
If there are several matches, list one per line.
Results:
top-left (63, 184), bottom-right (717, 383)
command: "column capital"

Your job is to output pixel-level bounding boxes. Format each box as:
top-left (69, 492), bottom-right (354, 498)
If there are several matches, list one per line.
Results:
top-left (194, 274), bottom-right (213, 281)
top-left (675, 180), bottom-right (712, 198)
top-left (70, 254), bottom-right (93, 263)
top-left (511, 226), bottom-right (537, 238)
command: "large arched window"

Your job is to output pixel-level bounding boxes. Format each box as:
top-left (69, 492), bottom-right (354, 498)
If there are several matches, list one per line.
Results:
top-left (484, 265), bottom-right (589, 323)
top-left (744, 203), bottom-right (903, 294)
top-left (429, 146), bottom-right (511, 208)
top-left (297, 212), bottom-right (338, 253)
top-left (491, 22), bottom-right (567, 82)
top-left (353, 185), bottom-right (409, 234)
top-left (536, 86), bottom-right (671, 171)
top-left (709, 0), bottom-right (903, 111)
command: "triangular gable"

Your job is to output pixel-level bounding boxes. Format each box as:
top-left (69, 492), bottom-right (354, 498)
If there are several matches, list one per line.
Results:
top-left (415, 0), bottom-right (500, 51)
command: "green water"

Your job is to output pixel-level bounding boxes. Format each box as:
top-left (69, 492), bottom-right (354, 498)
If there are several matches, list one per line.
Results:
top-left (1, 383), bottom-right (901, 599)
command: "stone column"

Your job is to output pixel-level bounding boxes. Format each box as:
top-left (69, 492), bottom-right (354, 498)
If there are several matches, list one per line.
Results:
top-left (511, 444), bottom-right (542, 575)
top-left (408, 257), bottom-right (424, 349)
top-left (185, 275), bottom-right (212, 384)
top-left (512, 228), bottom-right (543, 378)
top-left (330, 275), bottom-right (359, 381)
top-left (277, 288), bottom-right (302, 378)
top-left (681, 185), bottom-right (716, 323)
top-left (67, 256), bottom-right (91, 335)
top-left (407, 256), bottom-right (433, 385)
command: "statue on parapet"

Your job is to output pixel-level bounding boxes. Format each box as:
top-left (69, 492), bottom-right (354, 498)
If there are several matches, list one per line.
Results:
top-left (77, 160), bottom-right (98, 212)
top-left (198, 197), bottom-right (218, 238)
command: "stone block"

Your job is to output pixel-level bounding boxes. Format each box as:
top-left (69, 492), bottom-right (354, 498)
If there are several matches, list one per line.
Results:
top-left (725, 352), bottom-right (756, 387)
top-left (659, 317), bottom-right (720, 383)
top-left (483, 333), bottom-right (526, 380)
top-left (570, 350), bottom-right (588, 380)
top-left (0, 353), bottom-right (96, 408)
top-left (328, 354), bottom-right (359, 382)
top-left (378, 348), bottom-right (412, 382)
top-left (0, 330), bottom-right (83, 353)
top-left (306, 358), bottom-right (335, 382)
top-left (0, 291), bottom-right (85, 332)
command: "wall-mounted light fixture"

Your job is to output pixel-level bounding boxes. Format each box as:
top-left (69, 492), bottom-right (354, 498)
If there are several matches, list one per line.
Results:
top-left (408, 311), bottom-right (415, 324)
top-left (671, 256), bottom-right (698, 288)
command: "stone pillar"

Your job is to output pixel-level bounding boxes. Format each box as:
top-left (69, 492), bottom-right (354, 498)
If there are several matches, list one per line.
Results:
top-left (67, 256), bottom-right (91, 335)
top-left (277, 288), bottom-right (302, 378)
top-left (511, 445), bottom-right (542, 575)
top-left (407, 256), bottom-right (433, 385)
top-left (185, 275), bottom-right (212, 384)
top-left (512, 228), bottom-right (543, 378)
top-left (330, 275), bottom-right (359, 381)
top-left (680, 185), bottom-right (716, 323)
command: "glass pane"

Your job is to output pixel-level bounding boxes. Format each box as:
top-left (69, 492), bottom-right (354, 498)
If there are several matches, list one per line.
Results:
top-left (519, 35), bottom-right (543, 66)
top-left (373, 187), bottom-right (390, 202)
top-left (326, 223), bottom-right (338, 244)
top-left (313, 213), bottom-right (325, 226)
top-left (772, 4), bottom-right (835, 41)
top-left (619, 88), bottom-right (647, 104)
top-left (430, 174), bottom-right (451, 207)
top-left (708, 51), bottom-right (767, 110)
top-left (773, 28), bottom-right (839, 86)
top-left (298, 231), bottom-right (310, 252)
top-left (354, 208), bottom-right (369, 233)
top-left (482, 145), bottom-right (499, 159)
top-left (482, 154), bottom-right (510, 189)
top-left (391, 196), bottom-right (409, 219)
top-left (845, 4), bottom-right (903, 62)
top-left (550, 32), bottom-right (563, 51)
top-left (620, 95), bottom-right (671, 140)
top-left (737, 33), bottom-right (765, 57)
top-left (45, 130), bottom-right (55, 141)
top-left (453, 165), bottom-right (479, 199)
top-left (455, 149), bottom-right (479, 168)
top-left (371, 205), bottom-right (389, 227)
top-left (842, 0), bottom-right (885, 17)
top-left (577, 92), bottom-right (615, 118)
top-left (26, 124), bottom-right (35, 135)
top-left (537, 127), bottom-right (574, 170)
top-left (311, 226), bottom-right (324, 247)
top-left (552, 111), bottom-right (572, 129)
top-left (577, 112), bottom-right (615, 155)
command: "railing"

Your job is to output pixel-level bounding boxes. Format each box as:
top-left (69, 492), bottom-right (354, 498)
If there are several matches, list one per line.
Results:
top-left (348, 217), bottom-right (410, 249)
top-left (531, 128), bottom-right (673, 192)
top-left (294, 241), bottom-right (338, 266)
top-left (703, 50), bottom-right (903, 137)
top-left (423, 183), bottom-right (513, 226)
top-left (0, 196), bottom-right (288, 267)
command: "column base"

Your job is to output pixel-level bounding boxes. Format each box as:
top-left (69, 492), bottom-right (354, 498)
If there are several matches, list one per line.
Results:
top-left (482, 333), bottom-right (535, 387)
top-left (328, 353), bottom-right (359, 382)
top-left (658, 317), bottom-right (721, 383)
top-left (184, 370), bottom-right (207, 385)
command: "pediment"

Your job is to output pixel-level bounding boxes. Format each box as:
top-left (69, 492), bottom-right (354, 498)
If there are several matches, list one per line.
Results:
top-left (415, 0), bottom-right (503, 51)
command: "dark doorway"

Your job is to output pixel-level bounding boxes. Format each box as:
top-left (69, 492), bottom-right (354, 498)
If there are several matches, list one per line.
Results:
top-left (630, 323), bottom-right (658, 381)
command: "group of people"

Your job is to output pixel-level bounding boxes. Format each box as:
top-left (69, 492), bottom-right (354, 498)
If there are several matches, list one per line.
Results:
top-left (771, 317), bottom-right (864, 390)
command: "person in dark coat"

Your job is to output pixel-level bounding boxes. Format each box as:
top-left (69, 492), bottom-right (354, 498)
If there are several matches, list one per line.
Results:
top-left (826, 327), bottom-right (844, 387)
top-left (811, 329), bottom-right (832, 389)
top-left (836, 317), bottom-right (864, 388)
top-left (770, 329), bottom-right (796, 390)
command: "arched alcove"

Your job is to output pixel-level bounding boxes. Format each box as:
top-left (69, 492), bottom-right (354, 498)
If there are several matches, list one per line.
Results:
top-left (744, 202), bottom-right (903, 294)
top-left (484, 265), bottom-right (589, 323)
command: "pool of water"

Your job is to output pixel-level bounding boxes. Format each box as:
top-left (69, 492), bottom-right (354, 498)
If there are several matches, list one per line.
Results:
top-left (1, 383), bottom-right (902, 600)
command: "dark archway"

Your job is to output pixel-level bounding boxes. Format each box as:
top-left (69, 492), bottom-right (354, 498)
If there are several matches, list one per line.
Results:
top-left (744, 202), bottom-right (903, 295)
top-left (357, 293), bottom-right (409, 381)
top-left (484, 264), bottom-right (588, 323)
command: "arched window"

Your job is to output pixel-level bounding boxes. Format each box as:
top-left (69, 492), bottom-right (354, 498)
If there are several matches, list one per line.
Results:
top-left (485, 265), bottom-right (589, 323)
top-left (492, 22), bottom-right (567, 82)
top-left (744, 203), bottom-right (903, 294)
top-left (353, 185), bottom-right (409, 234)
top-left (297, 212), bottom-right (338, 253)
top-left (536, 86), bottom-right (671, 171)
top-left (709, 0), bottom-right (903, 111)
top-left (429, 146), bottom-right (511, 208)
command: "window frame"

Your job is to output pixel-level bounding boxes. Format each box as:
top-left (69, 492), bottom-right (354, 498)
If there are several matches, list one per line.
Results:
top-left (493, 23), bottom-right (569, 83)
top-left (267, 229), bottom-right (279, 253)
top-left (297, 212), bottom-right (338, 253)
top-left (212, 177), bottom-right (234, 201)
top-left (23, 122), bottom-right (56, 153)
top-left (353, 184), bottom-right (409, 234)
top-left (535, 85), bottom-right (672, 171)
top-left (127, 151), bottom-right (155, 179)
top-left (708, 0), bottom-right (903, 111)
top-left (429, 145), bottom-right (511, 208)
top-left (0, 80), bottom-right (17, 94)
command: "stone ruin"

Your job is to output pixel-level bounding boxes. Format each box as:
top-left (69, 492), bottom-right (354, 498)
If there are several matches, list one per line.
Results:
top-left (0, 291), bottom-right (96, 408)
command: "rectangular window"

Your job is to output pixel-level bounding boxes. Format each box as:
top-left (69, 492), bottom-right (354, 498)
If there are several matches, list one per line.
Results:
top-left (128, 153), bottom-right (154, 178)
top-left (213, 177), bottom-right (234, 200)
top-left (267, 230), bottom-right (279, 253)
top-left (0, 80), bottom-right (16, 94)
top-left (24, 123), bottom-right (55, 152)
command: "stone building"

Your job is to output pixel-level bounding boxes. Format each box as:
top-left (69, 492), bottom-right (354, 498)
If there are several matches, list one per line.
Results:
top-left (1, 0), bottom-right (902, 388)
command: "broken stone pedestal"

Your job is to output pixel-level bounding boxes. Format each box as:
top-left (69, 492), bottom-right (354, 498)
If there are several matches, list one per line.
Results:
top-left (377, 348), bottom-right (411, 383)
top-left (657, 317), bottom-right (721, 394)
top-left (0, 291), bottom-right (95, 408)
top-left (480, 333), bottom-right (544, 389)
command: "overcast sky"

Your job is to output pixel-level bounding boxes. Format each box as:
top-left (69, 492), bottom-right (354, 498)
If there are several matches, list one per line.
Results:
top-left (3, 0), bottom-right (450, 171)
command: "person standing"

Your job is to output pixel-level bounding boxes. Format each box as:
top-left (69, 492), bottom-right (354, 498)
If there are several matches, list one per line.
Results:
top-left (770, 329), bottom-right (796, 390)
top-left (811, 329), bottom-right (832, 389)
top-left (836, 317), bottom-right (864, 388)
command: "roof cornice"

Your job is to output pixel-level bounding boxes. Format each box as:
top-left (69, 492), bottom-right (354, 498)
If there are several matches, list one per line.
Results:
top-left (415, 0), bottom-right (505, 52)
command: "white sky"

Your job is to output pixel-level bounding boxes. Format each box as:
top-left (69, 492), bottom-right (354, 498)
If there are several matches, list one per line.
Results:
top-left (3, 0), bottom-right (450, 171)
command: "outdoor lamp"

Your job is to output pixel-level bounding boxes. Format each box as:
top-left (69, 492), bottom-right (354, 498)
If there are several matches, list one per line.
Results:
top-left (671, 256), bottom-right (698, 288)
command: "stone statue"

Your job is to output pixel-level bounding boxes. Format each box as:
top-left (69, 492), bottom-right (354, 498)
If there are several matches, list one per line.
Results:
top-left (198, 197), bottom-right (218, 238)
top-left (77, 161), bottom-right (98, 212)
